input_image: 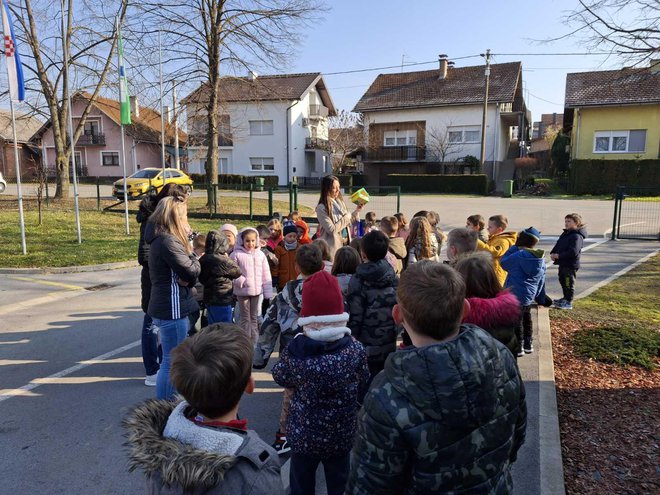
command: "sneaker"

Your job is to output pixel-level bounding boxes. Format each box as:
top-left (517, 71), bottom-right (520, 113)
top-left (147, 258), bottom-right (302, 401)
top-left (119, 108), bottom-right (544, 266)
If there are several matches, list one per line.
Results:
top-left (272, 432), bottom-right (291, 455)
top-left (561, 301), bottom-right (573, 310)
top-left (144, 373), bottom-right (158, 387)
top-left (552, 298), bottom-right (565, 308)
top-left (516, 349), bottom-right (525, 357)
top-left (540, 295), bottom-right (553, 307)
top-left (523, 337), bottom-right (533, 354)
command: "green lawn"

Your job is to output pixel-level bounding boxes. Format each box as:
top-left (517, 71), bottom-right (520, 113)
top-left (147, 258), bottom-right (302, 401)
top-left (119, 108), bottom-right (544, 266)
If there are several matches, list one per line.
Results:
top-left (0, 197), bottom-right (313, 268)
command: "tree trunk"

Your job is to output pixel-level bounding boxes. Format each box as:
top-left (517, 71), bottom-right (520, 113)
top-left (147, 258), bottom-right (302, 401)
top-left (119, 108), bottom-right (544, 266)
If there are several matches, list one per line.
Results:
top-left (54, 132), bottom-right (70, 199)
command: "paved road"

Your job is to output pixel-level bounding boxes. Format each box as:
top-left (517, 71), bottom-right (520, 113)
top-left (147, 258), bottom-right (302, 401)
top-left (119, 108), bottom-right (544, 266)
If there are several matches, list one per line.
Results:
top-left (0, 239), bottom-right (656, 494)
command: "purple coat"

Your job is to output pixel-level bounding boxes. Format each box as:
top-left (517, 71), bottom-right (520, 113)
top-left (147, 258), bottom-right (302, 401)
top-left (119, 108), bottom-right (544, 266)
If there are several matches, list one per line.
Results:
top-left (230, 227), bottom-right (273, 299)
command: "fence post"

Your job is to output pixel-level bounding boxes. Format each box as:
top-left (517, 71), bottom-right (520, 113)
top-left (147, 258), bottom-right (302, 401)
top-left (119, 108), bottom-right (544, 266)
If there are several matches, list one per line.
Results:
top-left (249, 183), bottom-right (254, 220)
top-left (45, 175), bottom-right (49, 207)
top-left (396, 186), bottom-right (401, 214)
top-left (96, 176), bottom-right (101, 211)
top-left (616, 188), bottom-right (624, 239)
top-left (293, 183), bottom-right (298, 211)
top-left (611, 187), bottom-right (620, 240)
top-left (268, 187), bottom-right (273, 217)
top-left (288, 182), bottom-right (293, 212)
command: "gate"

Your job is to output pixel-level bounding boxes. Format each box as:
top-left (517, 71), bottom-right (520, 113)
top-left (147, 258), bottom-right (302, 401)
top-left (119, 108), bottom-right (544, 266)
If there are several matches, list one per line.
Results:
top-left (611, 186), bottom-right (660, 240)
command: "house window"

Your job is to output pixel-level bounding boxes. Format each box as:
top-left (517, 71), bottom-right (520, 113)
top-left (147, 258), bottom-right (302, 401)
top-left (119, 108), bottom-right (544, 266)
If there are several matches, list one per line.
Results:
top-left (250, 157), bottom-right (275, 172)
top-left (593, 130), bottom-right (646, 153)
top-left (102, 151), bottom-right (119, 167)
top-left (447, 126), bottom-right (481, 143)
top-left (84, 120), bottom-right (100, 135)
top-left (220, 158), bottom-right (228, 174)
top-left (383, 130), bottom-right (416, 146)
top-left (249, 120), bottom-right (274, 135)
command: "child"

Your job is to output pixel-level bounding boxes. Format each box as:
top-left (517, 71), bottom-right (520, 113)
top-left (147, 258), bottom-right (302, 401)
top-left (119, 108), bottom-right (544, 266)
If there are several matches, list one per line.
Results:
top-left (192, 233), bottom-right (206, 257)
top-left (364, 211), bottom-right (378, 233)
top-left (446, 227), bottom-right (478, 263)
top-left (254, 244), bottom-right (324, 455)
top-left (190, 233), bottom-right (207, 333)
top-left (501, 227), bottom-right (546, 355)
top-left (230, 227), bottom-right (273, 343)
top-left (345, 262), bottom-right (527, 494)
top-left (199, 230), bottom-right (243, 324)
top-left (272, 270), bottom-right (369, 495)
top-left (288, 211), bottom-right (300, 223)
top-left (476, 214), bottom-right (518, 287)
top-left (331, 246), bottom-right (361, 296)
top-left (380, 216), bottom-right (406, 276)
top-left (405, 216), bottom-right (439, 265)
top-left (467, 214), bottom-right (489, 243)
top-left (550, 213), bottom-right (587, 310)
top-left (256, 224), bottom-right (279, 280)
top-left (313, 238), bottom-right (333, 272)
top-left (346, 230), bottom-right (398, 384)
top-left (455, 252), bottom-right (521, 357)
top-left (220, 223), bottom-right (238, 254)
top-left (267, 218), bottom-right (283, 251)
top-left (427, 210), bottom-right (447, 255)
top-left (394, 212), bottom-right (409, 240)
top-left (294, 219), bottom-right (312, 245)
top-left (274, 223), bottom-right (300, 291)
top-left (124, 324), bottom-right (283, 494)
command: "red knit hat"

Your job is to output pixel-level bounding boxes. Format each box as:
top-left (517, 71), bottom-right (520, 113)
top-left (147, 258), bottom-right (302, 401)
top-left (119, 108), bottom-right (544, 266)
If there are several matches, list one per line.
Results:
top-left (300, 270), bottom-right (344, 317)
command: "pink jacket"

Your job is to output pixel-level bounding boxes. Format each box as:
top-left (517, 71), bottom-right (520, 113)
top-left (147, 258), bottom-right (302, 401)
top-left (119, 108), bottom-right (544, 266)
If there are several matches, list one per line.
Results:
top-left (230, 227), bottom-right (273, 298)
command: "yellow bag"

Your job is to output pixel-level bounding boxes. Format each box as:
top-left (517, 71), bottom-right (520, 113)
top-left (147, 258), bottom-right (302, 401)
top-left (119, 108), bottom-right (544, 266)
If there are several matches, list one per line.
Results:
top-left (350, 188), bottom-right (370, 206)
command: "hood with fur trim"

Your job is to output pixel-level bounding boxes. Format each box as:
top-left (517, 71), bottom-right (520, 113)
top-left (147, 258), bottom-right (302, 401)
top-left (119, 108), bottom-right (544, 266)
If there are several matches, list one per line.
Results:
top-left (123, 399), bottom-right (282, 494)
top-left (463, 290), bottom-right (520, 330)
top-left (234, 227), bottom-right (260, 253)
top-left (299, 312), bottom-right (351, 342)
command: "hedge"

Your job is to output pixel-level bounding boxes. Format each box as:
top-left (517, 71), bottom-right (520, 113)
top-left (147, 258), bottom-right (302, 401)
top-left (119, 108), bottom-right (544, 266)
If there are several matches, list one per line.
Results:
top-left (385, 174), bottom-right (489, 195)
top-left (569, 159), bottom-right (660, 195)
top-left (189, 173), bottom-right (279, 187)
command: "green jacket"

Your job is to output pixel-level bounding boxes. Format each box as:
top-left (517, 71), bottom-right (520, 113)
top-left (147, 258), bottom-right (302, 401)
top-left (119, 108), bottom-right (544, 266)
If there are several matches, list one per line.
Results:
top-left (346, 324), bottom-right (527, 495)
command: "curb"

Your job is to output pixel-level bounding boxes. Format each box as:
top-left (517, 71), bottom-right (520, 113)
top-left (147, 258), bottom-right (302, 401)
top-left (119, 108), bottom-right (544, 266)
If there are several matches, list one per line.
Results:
top-left (535, 306), bottom-right (566, 495)
top-left (0, 260), bottom-right (139, 275)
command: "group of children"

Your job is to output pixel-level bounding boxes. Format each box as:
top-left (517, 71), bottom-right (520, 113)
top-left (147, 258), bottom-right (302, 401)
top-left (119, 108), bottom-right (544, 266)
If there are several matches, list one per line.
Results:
top-left (126, 206), bottom-right (587, 495)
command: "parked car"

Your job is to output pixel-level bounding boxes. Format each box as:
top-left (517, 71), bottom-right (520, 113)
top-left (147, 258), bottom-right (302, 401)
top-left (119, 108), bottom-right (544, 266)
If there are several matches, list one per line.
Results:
top-left (0, 172), bottom-right (6, 193)
top-left (112, 168), bottom-right (193, 200)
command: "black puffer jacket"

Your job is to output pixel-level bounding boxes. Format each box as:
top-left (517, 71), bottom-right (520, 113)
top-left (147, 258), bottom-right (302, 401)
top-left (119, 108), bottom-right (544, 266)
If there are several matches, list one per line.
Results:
top-left (346, 325), bottom-right (527, 495)
top-left (550, 227), bottom-right (587, 270)
top-left (199, 231), bottom-right (242, 306)
top-left (346, 259), bottom-right (399, 362)
top-left (137, 196), bottom-right (158, 312)
top-left (147, 228), bottom-right (200, 320)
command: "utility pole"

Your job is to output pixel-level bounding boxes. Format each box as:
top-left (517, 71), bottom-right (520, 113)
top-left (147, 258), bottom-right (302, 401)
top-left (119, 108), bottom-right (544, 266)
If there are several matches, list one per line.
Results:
top-left (480, 49), bottom-right (491, 169)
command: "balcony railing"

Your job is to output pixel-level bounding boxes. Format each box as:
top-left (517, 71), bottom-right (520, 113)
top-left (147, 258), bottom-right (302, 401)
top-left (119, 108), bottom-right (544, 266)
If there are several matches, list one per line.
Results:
top-left (305, 137), bottom-right (332, 152)
top-left (308, 104), bottom-right (329, 119)
top-left (77, 133), bottom-right (105, 146)
top-left (363, 146), bottom-right (427, 162)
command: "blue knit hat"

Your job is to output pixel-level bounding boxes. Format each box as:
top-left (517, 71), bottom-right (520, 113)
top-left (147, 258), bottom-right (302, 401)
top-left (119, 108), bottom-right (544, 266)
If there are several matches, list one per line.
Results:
top-left (523, 227), bottom-right (541, 241)
top-left (283, 223), bottom-right (297, 236)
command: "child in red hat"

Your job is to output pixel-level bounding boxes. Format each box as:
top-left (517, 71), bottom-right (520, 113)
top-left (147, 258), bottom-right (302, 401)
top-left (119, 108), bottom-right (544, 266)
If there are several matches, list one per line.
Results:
top-left (272, 270), bottom-right (369, 495)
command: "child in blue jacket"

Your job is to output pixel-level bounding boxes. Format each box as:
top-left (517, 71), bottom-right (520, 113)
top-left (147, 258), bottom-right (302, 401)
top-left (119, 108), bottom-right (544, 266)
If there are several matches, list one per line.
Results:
top-left (501, 227), bottom-right (546, 355)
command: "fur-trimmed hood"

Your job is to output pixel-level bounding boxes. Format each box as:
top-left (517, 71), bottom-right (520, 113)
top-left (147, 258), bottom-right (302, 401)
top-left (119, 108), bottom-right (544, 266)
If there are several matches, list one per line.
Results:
top-left (123, 399), bottom-right (282, 494)
top-left (298, 312), bottom-right (351, 342)
top-left (463, 290), bottom-right (521, 329)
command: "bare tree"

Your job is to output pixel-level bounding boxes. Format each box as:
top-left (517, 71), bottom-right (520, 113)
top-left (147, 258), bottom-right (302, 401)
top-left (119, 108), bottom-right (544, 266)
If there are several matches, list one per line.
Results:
top-left (138, 0), bottom-right (325, 190)
top-left (328, 110), bottom-right (364, 172)
top-left (560, 0), bottom-right (660, 65)
top-left (425, 123), bottom-right (465, 171)
top-left (10, 0), bottom-right (128, 198)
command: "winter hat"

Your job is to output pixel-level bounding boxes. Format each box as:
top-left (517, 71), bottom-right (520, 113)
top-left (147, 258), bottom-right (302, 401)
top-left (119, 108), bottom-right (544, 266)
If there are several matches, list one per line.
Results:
top-left (523, 227), bottom-right (541, 241)
top-left (300, 270), bottom-right (344, 318)
top-left (516, 226), bottom-right (541, 248)
top-left (283, 223), bottom-right (298, 236)
top-left (220, 223), bottom-right (238, 238)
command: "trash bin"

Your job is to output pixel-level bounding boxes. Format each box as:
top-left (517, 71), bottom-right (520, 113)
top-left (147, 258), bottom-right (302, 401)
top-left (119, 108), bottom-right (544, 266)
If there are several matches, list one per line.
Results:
top-left (503, 180), bottom-right (514, 198)
top-left (255, 177), bottom-right (265, 192)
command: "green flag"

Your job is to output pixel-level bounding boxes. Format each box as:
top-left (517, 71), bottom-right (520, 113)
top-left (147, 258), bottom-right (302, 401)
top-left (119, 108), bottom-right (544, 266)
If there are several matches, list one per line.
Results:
top-left (118, 22), bottom-right (131, 125)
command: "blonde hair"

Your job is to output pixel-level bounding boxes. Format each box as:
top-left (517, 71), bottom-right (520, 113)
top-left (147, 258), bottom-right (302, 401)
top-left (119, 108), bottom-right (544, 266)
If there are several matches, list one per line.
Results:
top-left (151, 196), bottom-right (191, 253)
top-left (267, 218), bottom-right (282, 238)
top-left (406, 216), bottom-right (434, 260)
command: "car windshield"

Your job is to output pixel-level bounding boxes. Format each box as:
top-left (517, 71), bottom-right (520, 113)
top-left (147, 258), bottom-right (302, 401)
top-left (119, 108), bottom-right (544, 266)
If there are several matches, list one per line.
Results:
top-left (130, 170), bottom-right (160, 179)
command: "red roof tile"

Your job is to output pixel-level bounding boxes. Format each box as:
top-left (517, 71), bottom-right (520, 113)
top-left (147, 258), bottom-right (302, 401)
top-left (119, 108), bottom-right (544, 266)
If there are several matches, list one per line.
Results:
top-left (565, 67), bottom-right (660, 107)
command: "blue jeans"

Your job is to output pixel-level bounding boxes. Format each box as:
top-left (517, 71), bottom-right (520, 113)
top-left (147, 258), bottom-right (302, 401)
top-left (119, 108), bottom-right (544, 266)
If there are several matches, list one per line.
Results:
top-left (290, 453), bottom-right (349, 495)
top-left (152, 317), bottom-right (189, 400)
top-left (207, 304), bottom-right (233, 324)
top-left (141, 313), bottom-right (162, 376)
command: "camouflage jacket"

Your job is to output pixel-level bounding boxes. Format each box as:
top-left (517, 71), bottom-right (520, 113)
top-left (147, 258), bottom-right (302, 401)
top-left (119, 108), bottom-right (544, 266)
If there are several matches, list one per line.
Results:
top-left (346, 259), bottom-right (399, 363)
top-left (346, 325), bottom-right (527, 495)
top-left (253, 279), bottom-right (303, 369)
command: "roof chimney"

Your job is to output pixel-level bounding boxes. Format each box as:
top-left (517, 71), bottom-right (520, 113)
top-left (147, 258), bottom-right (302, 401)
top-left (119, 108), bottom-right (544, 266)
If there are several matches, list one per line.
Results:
top-left (248, 70), bottom-right (258, 81)
top-left (438, 54), bottom-right (448, 80)
top-left (129, 95), bottom-right (139, 118)
top-left (650, 59), bottom-right (660, 74)
top-left (163, 105), bottom-right (171, 123)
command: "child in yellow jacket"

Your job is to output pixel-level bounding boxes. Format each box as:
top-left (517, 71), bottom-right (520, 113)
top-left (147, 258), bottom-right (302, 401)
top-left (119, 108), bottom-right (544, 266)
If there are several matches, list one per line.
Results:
top-left (476, 214), bottom-right (518, 287)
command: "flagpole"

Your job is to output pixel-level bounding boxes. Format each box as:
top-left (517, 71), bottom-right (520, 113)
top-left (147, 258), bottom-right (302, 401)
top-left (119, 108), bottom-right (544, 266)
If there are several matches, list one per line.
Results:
top-left (8, 98), bottom-right (26, 254)
top-left (172, 79), bottom-right (179, 170)
top-left (116, 16), bottom-right (129, 234)
top-left (158, 30), bottom-right (166, 185)
top-left (61, 0), bottom-right (81, 244)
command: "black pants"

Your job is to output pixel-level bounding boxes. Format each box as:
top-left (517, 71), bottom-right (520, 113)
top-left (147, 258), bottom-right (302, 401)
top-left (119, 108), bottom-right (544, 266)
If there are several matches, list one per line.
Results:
top-left (558, 266), bottom-right (578, 302)
top-left (515, 305), bottom-right (533, 349)
top-left (290, 452), bottom-right (349, 495)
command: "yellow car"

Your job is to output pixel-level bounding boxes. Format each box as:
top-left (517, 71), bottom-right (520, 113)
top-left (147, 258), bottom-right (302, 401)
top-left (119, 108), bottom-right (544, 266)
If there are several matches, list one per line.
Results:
top-left (112, 168), bottom-right (193, 200)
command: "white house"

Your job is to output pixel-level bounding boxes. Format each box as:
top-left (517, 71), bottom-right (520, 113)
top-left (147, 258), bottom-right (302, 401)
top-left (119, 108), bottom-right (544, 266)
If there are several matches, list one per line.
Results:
top-left (353, 57), bottom-right (531, 188)
top-left (182, 72), bottom-right (336, 185)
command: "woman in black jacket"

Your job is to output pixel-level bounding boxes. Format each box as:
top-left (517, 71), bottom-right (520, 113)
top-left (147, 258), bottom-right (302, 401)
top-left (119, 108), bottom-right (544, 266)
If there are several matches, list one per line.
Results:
top-left (136, 184), bottom-right (188, 387)
top-left (146, 196), bottom-right (200, 400)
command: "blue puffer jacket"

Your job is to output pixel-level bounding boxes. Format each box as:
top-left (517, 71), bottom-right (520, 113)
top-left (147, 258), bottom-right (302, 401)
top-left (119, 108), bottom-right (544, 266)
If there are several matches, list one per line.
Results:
top-left (501, 246), bottom-right (546, 306)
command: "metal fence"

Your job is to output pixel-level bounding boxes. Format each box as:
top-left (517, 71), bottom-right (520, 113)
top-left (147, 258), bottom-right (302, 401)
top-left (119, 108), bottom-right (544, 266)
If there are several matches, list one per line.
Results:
top-left (611, 186), bottom-right (660, 240)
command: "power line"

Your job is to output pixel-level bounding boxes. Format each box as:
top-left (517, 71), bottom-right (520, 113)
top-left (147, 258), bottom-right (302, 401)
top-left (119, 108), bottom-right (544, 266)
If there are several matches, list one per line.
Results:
top-left (324, 54), bottom-right (480, 76)
top-left (527, 91), bottom-right (563, 106)
top-left (493, 52), bottom-right (615, 56)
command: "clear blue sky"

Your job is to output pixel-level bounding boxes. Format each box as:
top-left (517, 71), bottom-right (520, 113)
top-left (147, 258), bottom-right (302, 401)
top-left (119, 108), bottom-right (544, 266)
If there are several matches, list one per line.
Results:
top-left (286, 0), bottom-right (627, 122)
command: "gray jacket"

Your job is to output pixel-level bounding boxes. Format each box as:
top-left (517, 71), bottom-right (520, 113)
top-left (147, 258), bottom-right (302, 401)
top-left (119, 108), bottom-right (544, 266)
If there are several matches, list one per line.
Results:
top-left (124, 399), bottom-right (283, 495)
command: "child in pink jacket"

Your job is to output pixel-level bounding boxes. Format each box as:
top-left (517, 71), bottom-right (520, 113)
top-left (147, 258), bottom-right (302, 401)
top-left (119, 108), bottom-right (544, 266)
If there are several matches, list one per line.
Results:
top-left (230, 227), bottom-right (273, 343)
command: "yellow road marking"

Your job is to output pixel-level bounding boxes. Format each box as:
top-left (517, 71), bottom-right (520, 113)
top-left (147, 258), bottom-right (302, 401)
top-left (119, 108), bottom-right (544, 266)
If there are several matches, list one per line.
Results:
top-left (8, 276), bottom-right (85, 291)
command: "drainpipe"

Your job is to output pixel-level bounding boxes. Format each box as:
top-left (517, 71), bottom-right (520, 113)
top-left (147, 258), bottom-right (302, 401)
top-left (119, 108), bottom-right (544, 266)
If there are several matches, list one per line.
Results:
top-left (574, 109), bottom-right (581, 159)
top-left (492, 103), bottom-right (500, 179)
top-left (286, 99), bottom-right (300, 185)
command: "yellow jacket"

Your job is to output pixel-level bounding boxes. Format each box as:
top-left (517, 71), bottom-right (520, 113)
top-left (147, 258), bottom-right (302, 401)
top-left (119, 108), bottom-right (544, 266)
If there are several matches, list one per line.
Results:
top-left (477, 231), bottom-right (518, 287)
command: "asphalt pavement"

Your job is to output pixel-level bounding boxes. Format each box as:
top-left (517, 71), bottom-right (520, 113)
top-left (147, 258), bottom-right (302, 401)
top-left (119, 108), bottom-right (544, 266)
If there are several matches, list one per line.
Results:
top-left (0, 239), bottom-right (657, 494)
